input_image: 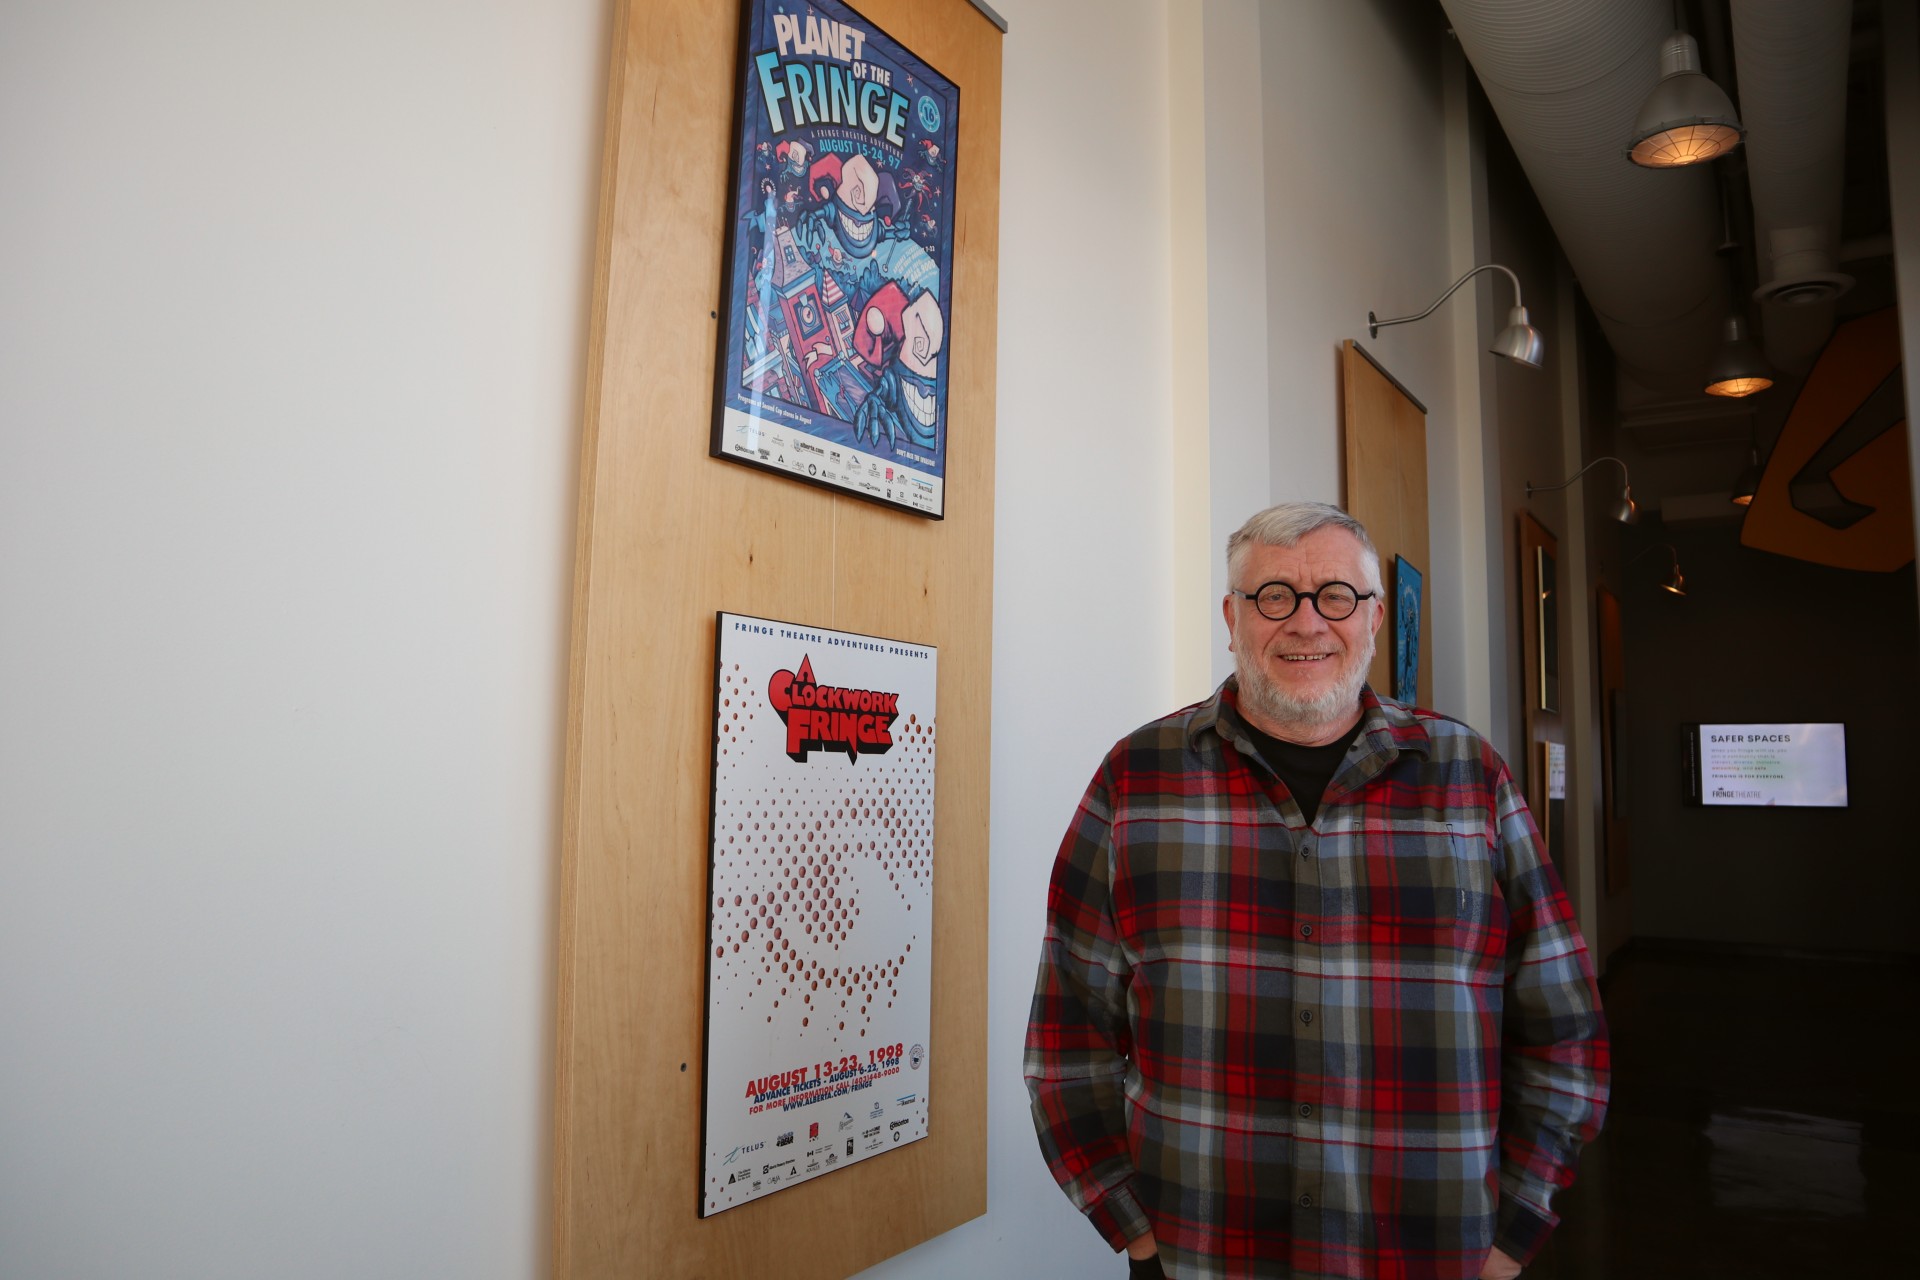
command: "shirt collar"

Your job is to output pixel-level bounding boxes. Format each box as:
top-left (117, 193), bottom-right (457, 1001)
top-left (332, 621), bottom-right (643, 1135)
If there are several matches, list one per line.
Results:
top-left (1188, 677), bottom-right (1431, 762)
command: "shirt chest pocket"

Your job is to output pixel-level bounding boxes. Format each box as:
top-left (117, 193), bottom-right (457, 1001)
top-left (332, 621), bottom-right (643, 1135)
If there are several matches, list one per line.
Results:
top-left (1359, 823), bottom-right (1467, 932)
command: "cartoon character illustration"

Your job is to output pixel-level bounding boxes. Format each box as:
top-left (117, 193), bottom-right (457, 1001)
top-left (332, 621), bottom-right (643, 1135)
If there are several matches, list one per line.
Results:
top-left (750, 139), bottom-right (810, 229)
top-left (744, 181), bottom-right (779, 275)
top-left (719, 1), bottom-right (957, 502)
top-left (897, 167), bottom-right (942, 222)
top-left (795, 154), bottom-right (939, 308)
top-left (852, 281), bottom-right (943, 451)
top-left (1396, 594), bottom-right (1419, 699)
top-left (776, 139), bottom-right (811, 176)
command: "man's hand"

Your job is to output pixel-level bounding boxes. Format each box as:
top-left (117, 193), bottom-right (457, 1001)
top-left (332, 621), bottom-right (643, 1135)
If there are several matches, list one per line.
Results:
top-left (1479, 1246), bottom-right (1523, 1279)
top-left (1123, 1230), bottom-right (1165, 1278)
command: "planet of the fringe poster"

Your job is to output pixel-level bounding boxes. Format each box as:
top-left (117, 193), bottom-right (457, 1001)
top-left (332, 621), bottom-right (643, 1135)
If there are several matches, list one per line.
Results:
top-left (711, 0), bottom-right (959, 519)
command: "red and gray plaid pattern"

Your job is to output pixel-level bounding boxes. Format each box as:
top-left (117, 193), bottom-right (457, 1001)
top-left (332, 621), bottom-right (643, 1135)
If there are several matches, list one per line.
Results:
top-left (1025, 682), bottom-right (1609, 1280)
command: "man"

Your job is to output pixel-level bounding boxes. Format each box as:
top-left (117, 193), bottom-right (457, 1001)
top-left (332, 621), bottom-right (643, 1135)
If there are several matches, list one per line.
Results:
top-left (1026, 503), bottom-right (1607, 1280)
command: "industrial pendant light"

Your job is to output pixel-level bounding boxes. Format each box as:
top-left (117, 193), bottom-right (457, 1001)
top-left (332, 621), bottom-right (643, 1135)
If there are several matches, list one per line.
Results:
top-left (1627, 30), bottom-right (1744, 168)
top-left (1703, 314), bottom-right (1774, 397)
top-left (1729, 448), bottom-right (1761, 506)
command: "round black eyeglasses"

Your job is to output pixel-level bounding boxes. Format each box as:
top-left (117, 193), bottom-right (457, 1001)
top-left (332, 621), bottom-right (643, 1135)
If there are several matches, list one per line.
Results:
top-left (1230, 581), bottom-right (1376, 622)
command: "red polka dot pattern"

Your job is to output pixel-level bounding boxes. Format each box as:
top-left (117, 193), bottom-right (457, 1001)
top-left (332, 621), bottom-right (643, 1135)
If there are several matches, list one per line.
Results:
top-left (708, 665), bottom-right (936, 1050)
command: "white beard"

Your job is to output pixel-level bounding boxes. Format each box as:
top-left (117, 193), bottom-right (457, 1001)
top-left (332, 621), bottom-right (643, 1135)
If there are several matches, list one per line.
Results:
top-left (1233, 627), bottom-right (1375, 736)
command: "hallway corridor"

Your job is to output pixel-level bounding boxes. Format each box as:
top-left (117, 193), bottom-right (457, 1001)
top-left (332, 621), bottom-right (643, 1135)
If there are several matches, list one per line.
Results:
top-left (1529, 945), bottom-right (1919, 1277)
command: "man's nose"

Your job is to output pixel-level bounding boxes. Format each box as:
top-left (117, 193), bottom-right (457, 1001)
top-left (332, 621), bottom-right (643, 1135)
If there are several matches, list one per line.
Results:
top-left (1282, 601), bottom-right (1332, 633)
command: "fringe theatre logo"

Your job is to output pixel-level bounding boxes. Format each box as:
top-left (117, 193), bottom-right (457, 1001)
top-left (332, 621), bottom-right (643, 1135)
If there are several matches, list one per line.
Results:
top-left (766, 655), bottom-right (899, 762)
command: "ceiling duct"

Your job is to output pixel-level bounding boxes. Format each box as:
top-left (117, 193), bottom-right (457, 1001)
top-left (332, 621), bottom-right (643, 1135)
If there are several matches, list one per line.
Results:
top-left (1731, 0), bottom-right (1854, 371)
top-left (1753, 226), bottom-right (1852, 306)
top-left (1438, 0), bottom-right (1726, 393)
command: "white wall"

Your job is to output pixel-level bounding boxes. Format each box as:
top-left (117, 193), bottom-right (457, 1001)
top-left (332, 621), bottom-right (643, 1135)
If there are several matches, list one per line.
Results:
top-left (1253, 0), bottom-right (1470, 716)
top-left (0, 2), bottom-right (604, 1277)
top-left (865, 3), bottom-right (1482, 1277)
top-left (855, 0), bottom-right (1179, 1274)
top-left (1196, 0), bottom-right (1274, 688)
top-left (1, 2), bottom-right (1490, 1278)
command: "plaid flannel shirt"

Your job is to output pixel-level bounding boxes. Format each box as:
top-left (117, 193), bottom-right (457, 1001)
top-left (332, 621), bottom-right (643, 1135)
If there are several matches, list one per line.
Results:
top-left (1025, 681), bottom-right (1608, 1280)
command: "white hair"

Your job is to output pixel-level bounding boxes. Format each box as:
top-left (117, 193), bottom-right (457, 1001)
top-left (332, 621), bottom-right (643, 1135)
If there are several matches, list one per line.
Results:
top-left (1225, 502), bottom-right (1383, 593)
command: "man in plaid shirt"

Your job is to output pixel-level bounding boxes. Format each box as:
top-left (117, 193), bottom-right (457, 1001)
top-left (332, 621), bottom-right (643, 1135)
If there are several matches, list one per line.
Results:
top-left (1026, 503), bottom-right (1608, 1280)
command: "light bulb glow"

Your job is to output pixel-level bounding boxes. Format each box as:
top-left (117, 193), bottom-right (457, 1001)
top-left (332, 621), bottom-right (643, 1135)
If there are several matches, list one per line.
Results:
top-left (1705, 374), bottom-right (1774, 397)
top-left (1630, 122), bottom-right (1742, 167)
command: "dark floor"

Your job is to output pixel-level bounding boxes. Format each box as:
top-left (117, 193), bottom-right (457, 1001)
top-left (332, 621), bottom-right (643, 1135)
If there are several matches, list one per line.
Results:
top-left (1527, 944), bottom-right (1920, 1278)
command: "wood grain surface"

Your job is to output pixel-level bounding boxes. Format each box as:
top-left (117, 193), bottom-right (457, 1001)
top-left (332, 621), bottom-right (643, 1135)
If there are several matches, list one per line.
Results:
top-left (1340, 341), bottom-right (1432, 703)
top-left (552, 3), bottom-right (1001, 1275)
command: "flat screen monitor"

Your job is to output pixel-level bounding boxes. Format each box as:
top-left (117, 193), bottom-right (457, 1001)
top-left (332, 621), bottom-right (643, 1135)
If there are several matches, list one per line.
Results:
top-left (1684, 723), bottom-right (1848, 808)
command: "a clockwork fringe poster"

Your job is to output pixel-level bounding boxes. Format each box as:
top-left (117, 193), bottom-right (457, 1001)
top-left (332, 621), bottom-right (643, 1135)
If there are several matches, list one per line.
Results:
top-left (710, 0), bottom-right (961, 519)
top-left (702, 612), bottom-right (937, 1215)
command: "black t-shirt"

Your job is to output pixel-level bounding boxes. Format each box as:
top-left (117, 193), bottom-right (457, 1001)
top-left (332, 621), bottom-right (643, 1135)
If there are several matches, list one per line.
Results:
top-left (1236, 716), bottom-right (1366, 825)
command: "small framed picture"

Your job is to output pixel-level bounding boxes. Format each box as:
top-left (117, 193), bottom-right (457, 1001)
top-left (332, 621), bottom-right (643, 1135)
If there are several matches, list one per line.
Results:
top-left (1392, 554), bottom-right (1422, 703)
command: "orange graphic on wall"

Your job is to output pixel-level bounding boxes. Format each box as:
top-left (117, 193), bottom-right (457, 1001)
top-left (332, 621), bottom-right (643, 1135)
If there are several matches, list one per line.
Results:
top-left (1741, 307), bottom-right (1913, 571)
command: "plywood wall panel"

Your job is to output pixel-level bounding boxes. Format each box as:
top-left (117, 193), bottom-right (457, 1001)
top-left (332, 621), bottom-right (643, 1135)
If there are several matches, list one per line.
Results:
top-left (553, 2), bottom-right (1001, 1277)
top-left (1341, 341), bottom-right (1432, 702)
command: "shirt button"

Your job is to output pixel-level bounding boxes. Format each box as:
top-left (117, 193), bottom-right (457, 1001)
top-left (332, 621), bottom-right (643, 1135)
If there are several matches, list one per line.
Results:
top-left (1299, 1009), bottom-right (1314, 1024)
top-left (1300, 924), bottom-right (1312, 938)
top-left (1298, 1193), bottom-right (1313, 1208)
top-left (1299, 1103), bottom-right (1312, 1118)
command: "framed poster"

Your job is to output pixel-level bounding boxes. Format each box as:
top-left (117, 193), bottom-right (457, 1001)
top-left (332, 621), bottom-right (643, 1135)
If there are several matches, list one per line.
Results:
top-left (702, 612), bottom-right (938, 1216)
top-left (1536, 545), bottom-right (1560, 712)
top-left (1392, 554), bottom-right (1421, 703)
top-left (711, 0), bottom-right (962, 519)
top-left (1541, 739), bottom-right (1566, 874)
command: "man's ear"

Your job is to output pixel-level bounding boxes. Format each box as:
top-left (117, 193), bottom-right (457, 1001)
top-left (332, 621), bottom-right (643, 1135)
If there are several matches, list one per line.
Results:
top-left (1369, 595), bottom-right (1387, 638)
top-left (1221, 594), bottom-right (1237, 649)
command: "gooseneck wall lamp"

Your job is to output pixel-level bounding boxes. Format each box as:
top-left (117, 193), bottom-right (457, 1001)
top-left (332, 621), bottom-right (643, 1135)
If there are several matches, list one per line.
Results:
top-left (1526, 456), bottom-right (1640, 525)
top-left (1629, 543), bottom-right (1688, 596)
top-left (1369, 263), bottom-right (1545, 369)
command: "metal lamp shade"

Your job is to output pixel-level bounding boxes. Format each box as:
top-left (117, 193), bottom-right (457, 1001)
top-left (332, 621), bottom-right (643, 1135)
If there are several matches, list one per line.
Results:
top-left (1491, 306), bottom-right (1545, 367)
top-left (1704, 316), bottom-right (1774, 397)
top-left (1730, 448), bottom-right (1762, 506)
top-left (1628, 33), bottom-right (1743, 168)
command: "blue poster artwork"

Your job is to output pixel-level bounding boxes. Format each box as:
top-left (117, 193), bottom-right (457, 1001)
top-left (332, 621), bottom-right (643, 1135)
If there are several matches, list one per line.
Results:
top-left (1393, 555), bottom-right (1422, 704)
top-left (711, 0), bottom-right (960, 519)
